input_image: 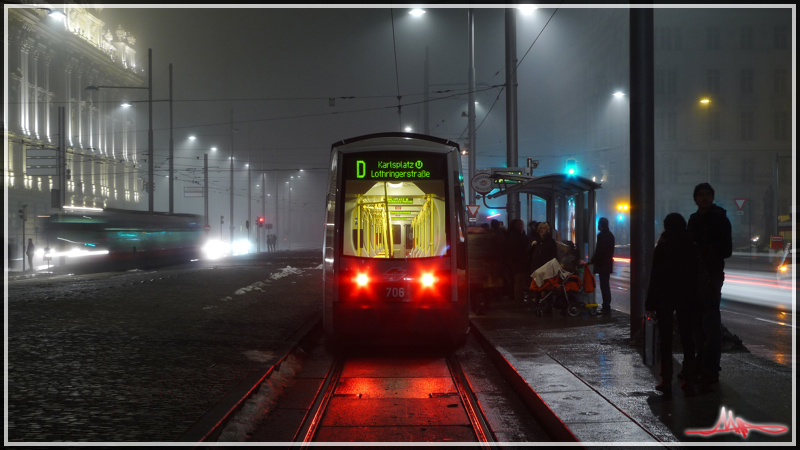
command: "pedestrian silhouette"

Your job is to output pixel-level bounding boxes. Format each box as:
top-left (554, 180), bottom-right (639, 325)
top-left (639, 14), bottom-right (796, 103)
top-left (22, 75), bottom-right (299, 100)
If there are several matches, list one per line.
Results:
top-left (590, 217), bottom-right (615, 314)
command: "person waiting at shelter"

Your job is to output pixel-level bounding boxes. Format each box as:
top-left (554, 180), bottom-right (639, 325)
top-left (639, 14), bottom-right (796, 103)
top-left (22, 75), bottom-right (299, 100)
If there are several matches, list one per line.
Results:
top-left (645, 213), bottom-right (702, 397)
top-left (527, 222), bottom-right (558, 308)
top-left (590, 217), bottom-right (615, 315)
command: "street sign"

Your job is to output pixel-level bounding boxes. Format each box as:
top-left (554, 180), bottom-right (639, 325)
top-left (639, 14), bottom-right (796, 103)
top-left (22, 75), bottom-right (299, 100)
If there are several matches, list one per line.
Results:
top-left (471, 172), bottom-right (493, 194)
top-left (265, 223), bottom-right (273, 230)
top-left (734, 198), bottom-right (747, 210)
top-left (466, 205), bottom-right (480, 218)
top-left (26, 167), bottom-right (58, 176)
top-left (203, 224), bottom-right (211, 232)
top-left (26, 148), bottom-right (59, 176)
top-left (184, 186), bottom-right (204, 197)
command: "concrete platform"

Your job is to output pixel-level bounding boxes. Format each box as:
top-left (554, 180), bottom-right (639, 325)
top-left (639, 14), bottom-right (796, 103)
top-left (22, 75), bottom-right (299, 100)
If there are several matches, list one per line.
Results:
top-left (469, 298), bottom-right (794, 444)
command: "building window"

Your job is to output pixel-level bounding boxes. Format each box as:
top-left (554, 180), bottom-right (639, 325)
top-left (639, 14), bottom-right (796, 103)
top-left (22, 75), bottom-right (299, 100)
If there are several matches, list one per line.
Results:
top-left (666, 111), bottom-right (677, 140)
top-left (658, 27), bottom-right (681, 50)
top-left (706, 69), bottom-right (721, 94)
top-left (662, 157), bottom-right (677, 184)
top-left (741, 158), bottom-right (754, 183)
top-left (774, 111), bottom-right (789, 140)
top-left (659, 27), bottom-right (672, 50)
top-left (709, 110), bottom-right (721, 141)
top-left (740, 27), bottom-right (753, 49)
top-left (774, 26), bottom-right (788, 49)
top-left (710, 158), bottom-right (721, 183)
top-left (707, 27), bottom-right (720, 50)
top-left (655, 112), bottom-right (663, 140)
top-left (740, 69), bottom-right (754, 95)
top-left (655, 69), bottom-right (677, 96)
top-left (740, 111), bottom-right (755, 140)
top-left (774, 68), bottom-right (788, 95)
top-left (666, 69), bottom-right (677, 95)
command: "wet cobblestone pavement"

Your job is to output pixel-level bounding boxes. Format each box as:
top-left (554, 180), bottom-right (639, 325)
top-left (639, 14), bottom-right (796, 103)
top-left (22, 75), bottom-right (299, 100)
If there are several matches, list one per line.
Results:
top-left (6, 251), bottom-right (322, 442)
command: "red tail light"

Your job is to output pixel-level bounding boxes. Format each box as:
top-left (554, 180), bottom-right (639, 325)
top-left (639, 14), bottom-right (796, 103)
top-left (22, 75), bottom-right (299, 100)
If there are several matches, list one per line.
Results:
top-left (354, 273), bottom-right (370, 287)
top-left (420, 272), bottom-right (437, 288)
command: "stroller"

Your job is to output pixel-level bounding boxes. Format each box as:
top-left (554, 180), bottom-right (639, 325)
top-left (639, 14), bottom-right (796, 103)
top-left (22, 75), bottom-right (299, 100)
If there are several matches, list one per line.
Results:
top-left (527, 249), bottom-right (598, 317)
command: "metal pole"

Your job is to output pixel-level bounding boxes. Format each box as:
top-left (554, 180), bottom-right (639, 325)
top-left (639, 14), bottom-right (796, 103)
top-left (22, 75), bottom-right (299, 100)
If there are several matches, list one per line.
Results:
top-left (204, 153), bottom-right (209, 229)
top-left (261, 171), bottom-right (266, 252)
top-left (629, 8), bottom-right (655, 336)
top-left (148, 48), bottom-right (154, 213)
top-left (423, 46), bottom-right (430, 135)
top-left (169, 63), bottom-right (174, 213)
top-left (505, 8), bottom-right (519, 221)
top-left (468, 8), bottom-right (477, 205)
top-left (229, 109), bottom-right (234, 245)
top-left (247, 126), bottom-right (251, 249)
top-left (58, 106), bottom-right (66, 208)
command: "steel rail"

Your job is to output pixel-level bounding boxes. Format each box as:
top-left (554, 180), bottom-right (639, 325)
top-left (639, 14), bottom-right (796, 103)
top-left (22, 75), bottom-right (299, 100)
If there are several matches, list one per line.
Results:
top-left (446, 354), bottom-right (497, 445)
top-left (294, 356), bottom-right (346, 445)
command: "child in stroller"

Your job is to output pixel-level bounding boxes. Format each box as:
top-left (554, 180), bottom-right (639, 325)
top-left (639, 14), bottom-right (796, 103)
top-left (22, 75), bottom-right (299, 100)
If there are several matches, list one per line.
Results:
top-left (527, 241), bottom-right (598, 317)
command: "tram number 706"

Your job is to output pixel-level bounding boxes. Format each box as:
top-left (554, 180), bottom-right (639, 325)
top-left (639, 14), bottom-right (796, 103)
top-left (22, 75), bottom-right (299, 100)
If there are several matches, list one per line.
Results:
top-left (385, 287), bottom-right (406, 299)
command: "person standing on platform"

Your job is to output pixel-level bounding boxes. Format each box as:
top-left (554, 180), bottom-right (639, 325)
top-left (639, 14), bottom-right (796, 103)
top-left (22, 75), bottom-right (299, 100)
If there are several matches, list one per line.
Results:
top-left (687, 182), bottom-right (732, 389)
top-left (590, 217), bottom-right (615, 315)
top-left (645, 213), bottom-right (701, 397)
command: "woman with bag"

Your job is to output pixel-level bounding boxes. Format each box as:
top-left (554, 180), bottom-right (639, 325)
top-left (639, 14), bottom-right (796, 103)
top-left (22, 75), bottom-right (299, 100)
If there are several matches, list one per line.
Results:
top-left (645, 213), bottom-right (702, 397)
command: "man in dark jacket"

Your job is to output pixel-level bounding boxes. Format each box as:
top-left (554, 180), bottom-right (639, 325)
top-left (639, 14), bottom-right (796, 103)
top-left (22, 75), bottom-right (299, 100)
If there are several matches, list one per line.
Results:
top-left (645, 213), bottom-right (701, 397)
top-left (687, 183), bottom-right (732, 388)
top-left (590, 217), bottom-right (615, 314)
top-left (507, 219), bottom-right (531, 304)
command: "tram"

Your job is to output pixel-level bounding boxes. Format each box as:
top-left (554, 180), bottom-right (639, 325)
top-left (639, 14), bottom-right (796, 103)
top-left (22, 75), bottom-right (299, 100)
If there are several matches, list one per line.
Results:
top-left (44, 207), bottom-right (203, 272)
top-left (322, 133), bottom-right (470, 348)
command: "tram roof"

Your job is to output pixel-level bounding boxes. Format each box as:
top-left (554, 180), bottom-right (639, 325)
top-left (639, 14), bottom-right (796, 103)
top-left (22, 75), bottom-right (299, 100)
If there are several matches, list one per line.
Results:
top-left (486, 173), bottom-right (602, 199)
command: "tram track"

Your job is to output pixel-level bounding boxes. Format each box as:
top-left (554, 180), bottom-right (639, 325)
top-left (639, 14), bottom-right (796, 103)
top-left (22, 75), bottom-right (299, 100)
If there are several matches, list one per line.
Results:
top-left (291, 352), bottom-right (497, 444)
top-left (179, 317), bottom-right (555, 444)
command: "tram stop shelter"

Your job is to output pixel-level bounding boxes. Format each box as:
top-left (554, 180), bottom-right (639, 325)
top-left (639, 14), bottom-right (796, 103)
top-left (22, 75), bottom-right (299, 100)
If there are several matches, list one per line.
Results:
top-left (485, 171), bottom-right (603, 266)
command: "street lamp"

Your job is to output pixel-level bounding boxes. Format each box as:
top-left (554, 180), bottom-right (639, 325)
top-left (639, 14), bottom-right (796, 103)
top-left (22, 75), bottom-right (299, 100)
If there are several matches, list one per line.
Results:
top-left (86, 48), bottom-right (153, 212)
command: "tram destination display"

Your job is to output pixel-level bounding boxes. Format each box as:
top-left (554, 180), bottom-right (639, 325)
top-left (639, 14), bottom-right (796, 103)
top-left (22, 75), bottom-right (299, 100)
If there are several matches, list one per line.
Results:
top-left (343, 152), bottom-right (446, 181)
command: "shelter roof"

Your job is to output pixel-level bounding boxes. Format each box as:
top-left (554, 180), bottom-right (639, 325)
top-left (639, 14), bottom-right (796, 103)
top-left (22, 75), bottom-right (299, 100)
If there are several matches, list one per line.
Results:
top-left (486, 173), bottom-right (602, 199)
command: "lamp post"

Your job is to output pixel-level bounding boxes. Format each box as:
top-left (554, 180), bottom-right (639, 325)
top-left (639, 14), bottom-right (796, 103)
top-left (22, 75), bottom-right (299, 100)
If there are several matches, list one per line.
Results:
top-left (86, 48), bottom-right (153, 212)
top-left (229, 110), bottom-right (235, 246)
top-left (700, 97), bottom-right (711, 182)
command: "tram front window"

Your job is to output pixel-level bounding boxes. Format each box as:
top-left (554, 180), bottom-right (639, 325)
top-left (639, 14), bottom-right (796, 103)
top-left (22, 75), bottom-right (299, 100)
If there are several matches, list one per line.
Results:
top-left (342, 179), bottom-right (447, 259)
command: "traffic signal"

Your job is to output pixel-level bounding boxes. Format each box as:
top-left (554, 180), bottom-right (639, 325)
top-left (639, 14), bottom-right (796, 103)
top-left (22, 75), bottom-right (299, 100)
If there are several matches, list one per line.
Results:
top-left (257, 216), bottom-right (265, 228)
top-left (220, 215), bottom-right (224, 225)
top-left (19, 205), bottom-right (27, 221)
top-left (565, 158), bottom-right (577, 175)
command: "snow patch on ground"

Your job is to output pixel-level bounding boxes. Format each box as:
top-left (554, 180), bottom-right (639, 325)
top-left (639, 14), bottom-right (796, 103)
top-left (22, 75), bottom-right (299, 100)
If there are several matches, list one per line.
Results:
top-left (243, 350), bottom-right (275, 363)
top-left (216, 353), bottom-right (304, 442)
top-left (269, 266), bottom-right (303, 280)
top-left (209, 266), bottom-right (304, 309)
